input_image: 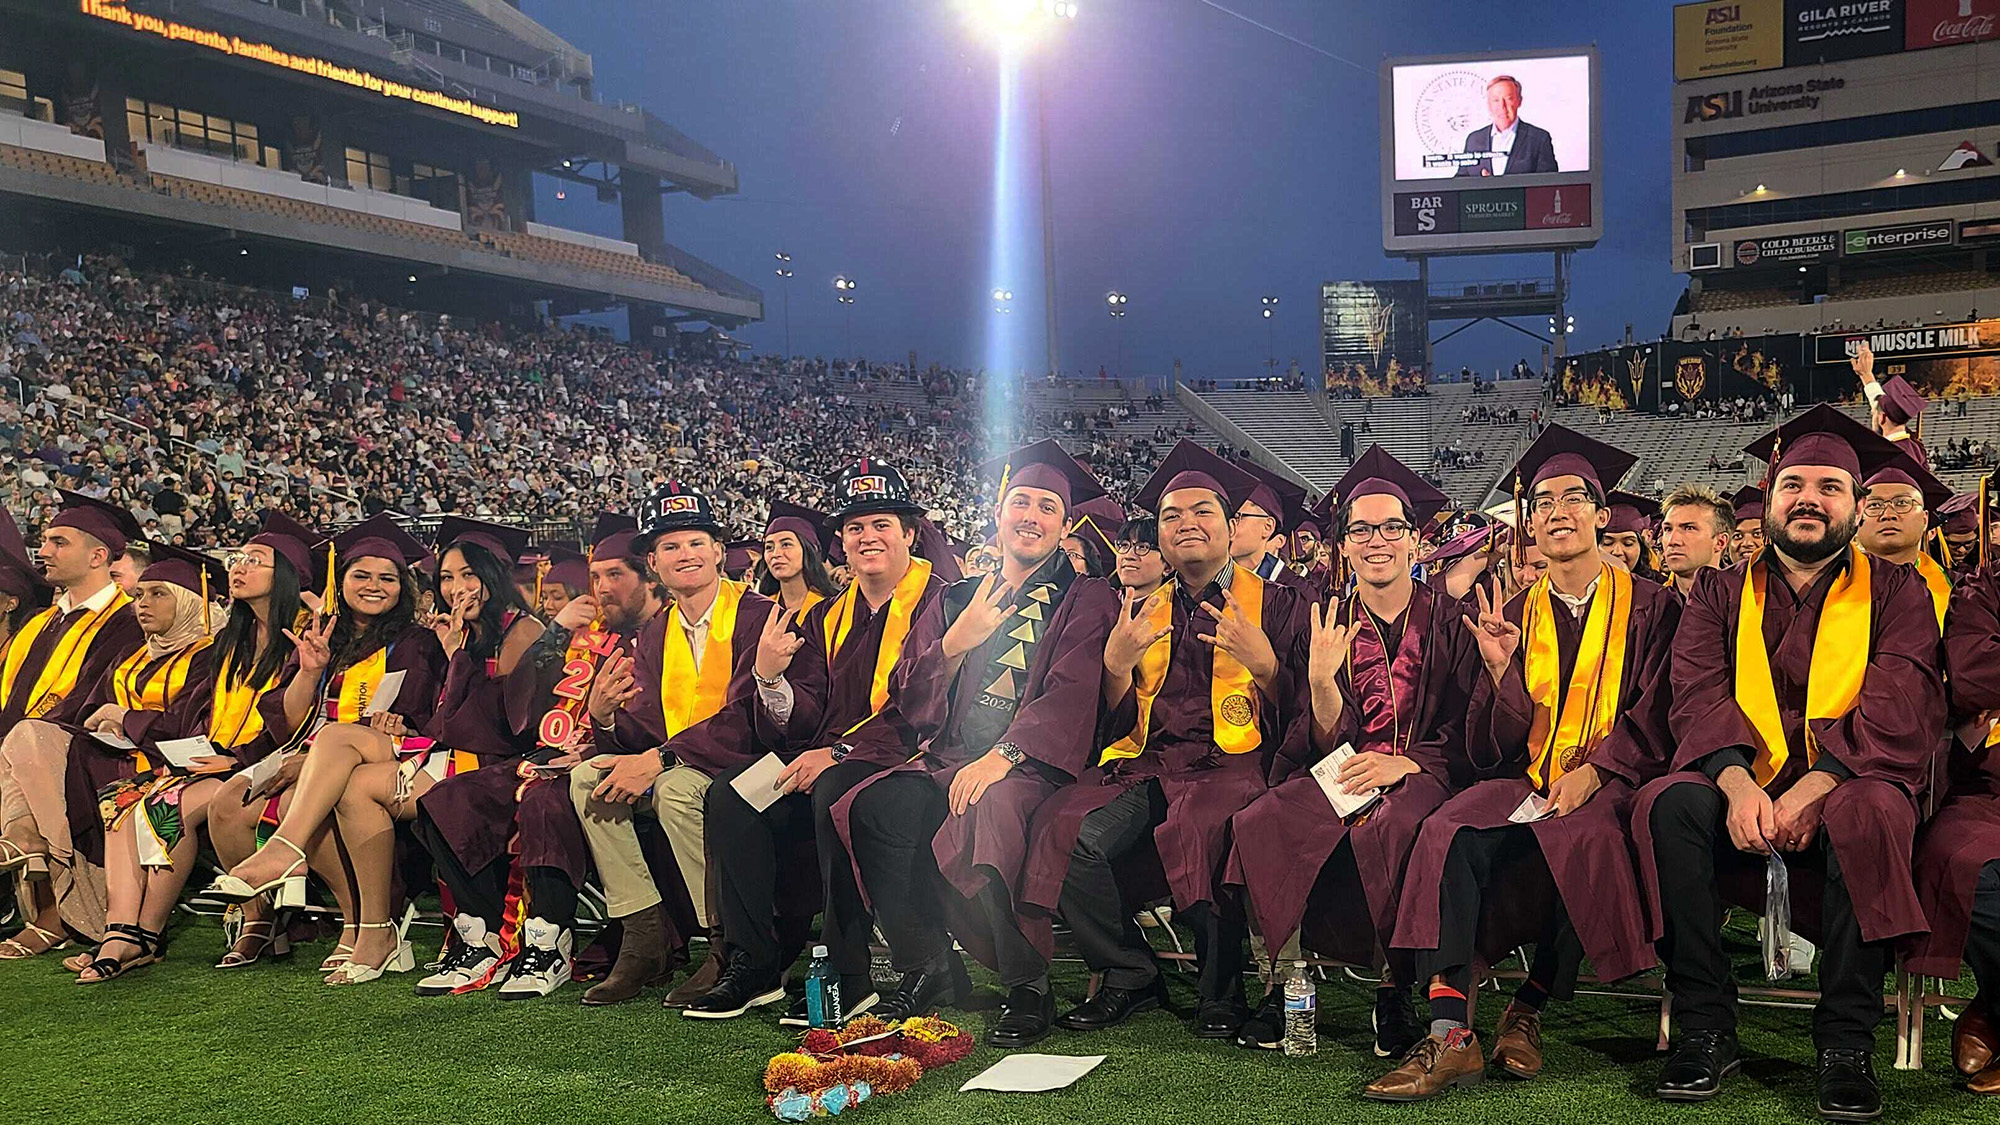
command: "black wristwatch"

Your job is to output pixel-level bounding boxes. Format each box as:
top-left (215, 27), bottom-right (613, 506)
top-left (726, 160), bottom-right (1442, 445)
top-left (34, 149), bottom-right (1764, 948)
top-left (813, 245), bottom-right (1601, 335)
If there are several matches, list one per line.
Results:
top-left (829, 742), bottom-right (854, 763)
top-left (994, 742), bottom-right (1026, 766)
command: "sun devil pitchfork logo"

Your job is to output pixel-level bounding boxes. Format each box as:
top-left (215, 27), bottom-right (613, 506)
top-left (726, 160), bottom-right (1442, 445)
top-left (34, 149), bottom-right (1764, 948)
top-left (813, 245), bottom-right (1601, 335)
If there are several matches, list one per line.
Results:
top-left (1675, 356), bottom-right (1708, 400)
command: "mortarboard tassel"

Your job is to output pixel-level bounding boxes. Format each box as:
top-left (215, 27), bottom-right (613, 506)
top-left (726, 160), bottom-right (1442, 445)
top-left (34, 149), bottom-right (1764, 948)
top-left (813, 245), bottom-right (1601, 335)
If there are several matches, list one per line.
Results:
top-left (200, 565), bottom-right (211, 635)
top-left (323, 540), bottom-right (337, 617)
top-left (1981, 475), bottom-right (1990, 573)
top-left (1512, 471), bottom-right (1526, 569)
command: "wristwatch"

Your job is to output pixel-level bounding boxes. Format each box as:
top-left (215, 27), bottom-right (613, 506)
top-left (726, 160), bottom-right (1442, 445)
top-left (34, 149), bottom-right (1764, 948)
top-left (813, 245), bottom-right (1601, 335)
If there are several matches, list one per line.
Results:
top-left (994, 742), bottom-right (1026, 766)
top-left (829, 742), bottom-right (854, 763)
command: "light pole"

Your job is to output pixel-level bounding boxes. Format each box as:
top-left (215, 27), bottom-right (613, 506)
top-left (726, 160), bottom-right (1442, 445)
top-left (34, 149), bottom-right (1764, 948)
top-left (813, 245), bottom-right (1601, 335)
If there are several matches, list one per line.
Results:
top-left (1106, 290), bottom-right (1129, 376)
top-left (992, 287), bottom-right (1015, 316)
top-left (773, 251), bottom-right (793, 359)
top-left (835, 274), bottom-right (857, 358)
top-left (1261, 295), bottom-right (1279, 378)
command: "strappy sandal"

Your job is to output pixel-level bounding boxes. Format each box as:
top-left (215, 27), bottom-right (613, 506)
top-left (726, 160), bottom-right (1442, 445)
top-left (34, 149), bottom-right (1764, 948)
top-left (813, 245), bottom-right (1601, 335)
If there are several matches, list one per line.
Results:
top-left (74, 923), bottom-right (163, 984)
top-left (323, 920), bottom-right (416, 987)
top-left (0, 922), bottom-right (69, 960)
top-left (204, 835), bottom-right (309, 907)
top-left (215, 909), bottom-right (292, 969)
top-left (319, 939), bottom-right (357, 973)
top-left (0, 839), bottom-right (48, 876)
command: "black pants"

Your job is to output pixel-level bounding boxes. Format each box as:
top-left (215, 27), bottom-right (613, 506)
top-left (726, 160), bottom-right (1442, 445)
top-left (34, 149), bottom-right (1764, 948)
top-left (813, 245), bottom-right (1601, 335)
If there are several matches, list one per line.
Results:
top-left (411, 806), bottom-right (575, 931)
top-left (848, 770), bottom-right (1049, 988)
top-left (1649, 782), bottom-right (1887, 1051)
top-left (707, 757), bottom-right (879, 976)
top-left (1416, 824), bottom-right (1583, 1000)
top-left (1058, 780), bottom-right (1246, 1002)
top-left (1969, 860), bottom-right (2000, 998)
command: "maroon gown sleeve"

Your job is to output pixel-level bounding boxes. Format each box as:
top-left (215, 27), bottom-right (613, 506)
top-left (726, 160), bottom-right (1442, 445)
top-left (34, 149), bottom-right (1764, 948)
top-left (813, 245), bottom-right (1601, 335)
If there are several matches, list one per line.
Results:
top-left (1003, 577), bottom-right (1120, 778)
top-left (1261, 586), bottom-right (1315, 778)
top-left (1464, 590), bottom-right (1535, 779)
top-left (1812, 561), bottom-right (1945, 795)
top-left (757, 600), bottom-right (831, 756)
top-left (611, 615), bottom-right (670, 755)
top-left (1408, 596), bottom-right (1483, 790)
top-left (667, 594), bottom-right (777, 777)
top-left (1667, 567), bottom-right (1762, 772)
top-left (255, 653), bottom-right (309, 745)
top-left (885, 593), bottom-right (953, 747)
top-left (40, 611), bottom-right (144, 728)
top-left (1586, 584), bottom-right (1681, 788)
top-left (386, 628), bottom-right (448, 732)
top-left (1947, 569), bottom-right (2000, 713)
top-left (120, 648), bottom-right (218, 753)
top-left (840, 581), bottom-right (946, 767)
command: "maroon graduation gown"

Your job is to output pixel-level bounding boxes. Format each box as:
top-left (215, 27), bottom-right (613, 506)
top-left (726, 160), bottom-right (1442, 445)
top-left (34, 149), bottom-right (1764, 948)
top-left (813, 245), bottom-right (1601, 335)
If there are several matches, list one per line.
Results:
top-left (1906, 566), bottom-right (2000, 976)
top-left (1227, 580), bottom-right (1481, 964)
top-left (63, 642), bottom-right (222, 865)
top-left (254, 625), bottom-right (449, 754)
top-left (0, 600), bottom-right (143, 735)
top-left (829, 564), bottom-right (1120, 966)
top-left (608, 589), bottom-right (780, 778)
top-left (413, 616), bottom-right (551, 876)
top-left (1393, 572), bottom-right (1680, 984)
top-left (1019, 568), bottom-right (1312, 916)
top-left (1631, 554), bottom-right (1943, 948)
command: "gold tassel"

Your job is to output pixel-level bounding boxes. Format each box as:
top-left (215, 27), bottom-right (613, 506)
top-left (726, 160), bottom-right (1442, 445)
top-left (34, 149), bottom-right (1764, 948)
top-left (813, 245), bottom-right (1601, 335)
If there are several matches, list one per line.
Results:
top-left (1981, 475), bottom-right (1990, 572)
top-left (322, 540), bottom-right (337, 616)
top-left (200, 566), bottom-right (211, 635)
top-left (534, 556), bottom-right (551, 607)
top-left (1934, 527), bottom-right (1953, 569)
top-left (1512, 471), bottom-right (1526, 568)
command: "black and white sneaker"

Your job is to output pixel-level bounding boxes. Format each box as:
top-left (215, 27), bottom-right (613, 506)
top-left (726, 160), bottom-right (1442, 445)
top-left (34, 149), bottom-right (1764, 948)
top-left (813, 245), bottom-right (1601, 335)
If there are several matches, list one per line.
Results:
top-left (497, 919), bottom-right (571, 1000)
top-left (415, 914), bottom-right (509, 996)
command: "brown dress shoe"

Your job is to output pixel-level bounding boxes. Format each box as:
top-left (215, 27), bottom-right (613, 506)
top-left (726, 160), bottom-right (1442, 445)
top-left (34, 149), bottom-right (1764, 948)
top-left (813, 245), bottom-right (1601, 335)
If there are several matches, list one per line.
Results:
top-left (1970, 1061), bottom-right (2000, 1096)
top-left (1956, 1003), bottom-right (1998, 1077)
top-left (1363, 1030), bottom-right (1486, 1102)
top-left (1491, 1003), bottom-right (1545, 1080)
top-left (663, 941), bottom-right (726, 1008)
top-left (582, 905), bottom-right (672, 1006)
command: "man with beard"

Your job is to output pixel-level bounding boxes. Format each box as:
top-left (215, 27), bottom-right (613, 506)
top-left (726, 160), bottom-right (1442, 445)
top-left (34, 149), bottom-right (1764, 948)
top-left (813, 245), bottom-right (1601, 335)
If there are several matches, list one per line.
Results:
top-left (1228, 446), bottom-right (1479, 1057)
top-left (1019, 440), bottom-right (1312, 1041)
top-left (572, 490), bottom-right (780, 1007)
top-left (826, 440), bottom-right (1120, 1046)
top-left (1659, 485), bottom-right (1733, 594)
top-left (1857, 453), bottom-right (1953, 626)
top-left (1635, 406), bottom-right (1944, 1121)
top-left (1370, 426), bottom-right (1680, 1102)
top-left (689, 459), bottom-right (947, 1022)
top-left (1731, 486), bottom-right (1767, 566)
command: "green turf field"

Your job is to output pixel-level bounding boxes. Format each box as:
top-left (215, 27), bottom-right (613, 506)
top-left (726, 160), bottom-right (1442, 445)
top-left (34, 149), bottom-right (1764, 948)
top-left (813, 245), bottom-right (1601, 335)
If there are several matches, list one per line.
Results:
top-left (1, 918), bottom-right (1989, 1125)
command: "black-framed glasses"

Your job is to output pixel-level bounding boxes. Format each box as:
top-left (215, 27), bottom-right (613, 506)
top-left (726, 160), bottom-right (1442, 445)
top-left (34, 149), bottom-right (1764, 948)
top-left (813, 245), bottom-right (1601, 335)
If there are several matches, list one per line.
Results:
top-left (1344, 521), bottom-right (1413, 543)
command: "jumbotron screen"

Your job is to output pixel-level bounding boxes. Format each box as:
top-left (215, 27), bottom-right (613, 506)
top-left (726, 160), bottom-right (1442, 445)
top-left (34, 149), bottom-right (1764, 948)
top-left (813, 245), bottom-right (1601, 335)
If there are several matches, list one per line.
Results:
top-left (1388, 54), bottom-right (1593, 180)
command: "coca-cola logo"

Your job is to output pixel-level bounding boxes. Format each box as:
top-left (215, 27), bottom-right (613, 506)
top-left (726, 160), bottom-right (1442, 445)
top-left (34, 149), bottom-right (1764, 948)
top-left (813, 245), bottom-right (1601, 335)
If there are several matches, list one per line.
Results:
top-left (1931, 13), bottom-right (1996, 41)
top-left (1909, 0), bottom-right (2000, 48)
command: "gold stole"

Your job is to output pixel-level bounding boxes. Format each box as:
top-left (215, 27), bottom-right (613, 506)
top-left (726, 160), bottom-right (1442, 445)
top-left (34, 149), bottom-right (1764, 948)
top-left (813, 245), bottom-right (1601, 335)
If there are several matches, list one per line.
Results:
top-left (821, 558), bottom-right (933, 736)
top-left (661, 580), bottom-right (746, 738)
top-left (0, 590), bottom-right (134, 717)
top-left (112, 640), bottom-right (209, 712)
top-left (333, 647), bottom-right (391, 723)
top-left (1101, 565), bottom-right (1266, 763)
top-left (1913, 553), bottom-right (1951, 630)
top-left (1735, 546), bottom-right (1871, 787)
top-left (208, 651), bottom-right (281, 751)
top-left (1524, 563), bottom-right (1634, 790)
top-left (797, 589), bottom-right (826, 617)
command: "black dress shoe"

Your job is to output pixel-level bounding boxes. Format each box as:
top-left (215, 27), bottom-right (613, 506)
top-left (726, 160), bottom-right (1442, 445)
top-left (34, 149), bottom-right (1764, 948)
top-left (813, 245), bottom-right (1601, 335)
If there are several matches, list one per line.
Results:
top-left (988, 985), bottom-right (1056, 1049)
top-left (1373, 986), bottom-right (1423, 1059)
top-left (872, 956), bottom-right (968, 1022)
top-left (681, 952), bottom-right (785, 1020)
top-left (1235, 990), bottom-right (1282, 1050)
top-left (1056, 983), bottom-right (1160, 1031)
top-left (1817, 1047), bottom-right (1882, 1122)
top-left (1655, 1030), bottom-right (1741, 1101)
top-left (1196, 997), bottom-right (1250, 1040)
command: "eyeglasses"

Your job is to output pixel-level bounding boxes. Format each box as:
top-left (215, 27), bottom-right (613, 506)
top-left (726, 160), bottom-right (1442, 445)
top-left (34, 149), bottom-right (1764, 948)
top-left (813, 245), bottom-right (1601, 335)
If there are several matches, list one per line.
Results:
top-left (1114, 542), bottom-right (1159, 558)
top-left (224, 552), bottom-right (272, 572)
top-left (1529, 492), bottom-right (1597, 517)
top-left (1343, 521), bottom-right (1413, 544)
top-left (1860, 497), bottom-right (1923, 517)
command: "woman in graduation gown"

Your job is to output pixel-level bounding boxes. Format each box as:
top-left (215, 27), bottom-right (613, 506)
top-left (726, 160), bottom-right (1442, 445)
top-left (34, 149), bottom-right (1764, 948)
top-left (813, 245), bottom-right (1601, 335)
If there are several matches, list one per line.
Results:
top-left (759, 501), bottom-right (840, 617)
top-left (205, 515), bottom-right (446, 972)
top-left (69, 530), bottom-right (301, 981)
top-left (208, 517), bottom-right (542, 986)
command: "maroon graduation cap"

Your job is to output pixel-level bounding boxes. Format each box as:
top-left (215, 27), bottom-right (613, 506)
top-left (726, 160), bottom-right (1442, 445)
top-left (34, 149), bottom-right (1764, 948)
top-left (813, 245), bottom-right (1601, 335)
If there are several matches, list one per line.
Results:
top-left (1742, 403), bottom-right (1904, 486)
top-left (251, 510), bottom-right (323, 584)
top-left (1328, 445), bottom-right (1449, 529)
top-left (979, 438), bottom-right (1109, 511)
top-left (1604, 491), bottom-right (1661, 536)
top-left (435, 515), bottom-right (534, 569)
top-left (1876, 375), bottom-right (1928, 427)
top-left (332, 513), bottom-right (431, 570)
top-left (49, 490), bottom-right (141, 558)
top-left (1132, 440), bottom-right (1260, 515)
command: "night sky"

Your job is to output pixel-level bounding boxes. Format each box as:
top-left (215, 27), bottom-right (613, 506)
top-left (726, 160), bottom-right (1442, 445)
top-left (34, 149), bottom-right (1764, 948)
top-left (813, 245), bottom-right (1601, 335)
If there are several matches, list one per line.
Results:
top-left (522, 0), bottom-right (1681, 380)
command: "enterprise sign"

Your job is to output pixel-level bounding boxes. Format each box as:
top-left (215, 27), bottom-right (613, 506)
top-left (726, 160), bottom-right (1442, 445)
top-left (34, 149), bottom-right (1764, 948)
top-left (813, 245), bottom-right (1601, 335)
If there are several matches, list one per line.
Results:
top-left (79, 0), bottom-right (520, 129)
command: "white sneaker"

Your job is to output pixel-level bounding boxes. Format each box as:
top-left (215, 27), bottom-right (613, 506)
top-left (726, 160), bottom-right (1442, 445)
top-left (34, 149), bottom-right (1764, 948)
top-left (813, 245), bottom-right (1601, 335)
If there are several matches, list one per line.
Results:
top-left (415, 914), bottom-right (509, 996)
top-left (498, 919), bottom-right (572, 1001)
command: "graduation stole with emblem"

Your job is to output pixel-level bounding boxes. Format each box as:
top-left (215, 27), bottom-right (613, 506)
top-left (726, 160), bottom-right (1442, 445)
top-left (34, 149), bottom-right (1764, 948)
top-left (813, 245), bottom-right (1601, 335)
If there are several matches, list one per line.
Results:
top-left (1101, 564), bottom-right (1266, 763)
top-left (822, 556), bottom-right (933, 735)
top-left (660, 579), bottom-right (746, 738)
top-left (960, 557), bottom-right (1073, 712)
top-left (208, 650), bottom-right (281, 751)
top-left (1524, 563), bottom-right (1632, 791)
top-left (1735, 546), bottom-right (1871, 787)
top-left (1913, 552), bottom-right (1950, 629)
top-left (0, 589), bottom-right (134, 717)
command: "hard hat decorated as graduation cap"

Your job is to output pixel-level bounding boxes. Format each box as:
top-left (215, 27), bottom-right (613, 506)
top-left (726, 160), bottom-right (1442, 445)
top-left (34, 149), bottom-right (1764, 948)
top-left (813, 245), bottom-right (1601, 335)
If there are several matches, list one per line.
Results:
top-left (1131, 440), bottom-right (1260, 515)
top-left (1604, 491), bottom-right (1662, 535)
top-left (434, 515), bottom-right (534, 569)
top-left (979, 438), bottom-right (1109, 512)
top-left (49, 490), bottom-right (141, 558)
top-left (634, 482), bottom-right (726, 552)
top-left (827, 458), bottom-right (926, 526)
top-left (1326, 445), bottom-right (1449, 530)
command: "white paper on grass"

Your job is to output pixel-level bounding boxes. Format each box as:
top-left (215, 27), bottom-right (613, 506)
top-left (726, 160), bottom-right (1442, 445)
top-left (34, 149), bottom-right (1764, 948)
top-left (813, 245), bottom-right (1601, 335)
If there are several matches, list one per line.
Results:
top-left (152, 736), bottom-right (216, 770)
top-left (89, 728), bottom-right (136, 750)
top-left (958, 1053), bottom-right (1106, 1093)
top-left (1509, 792), bottom-right (1553, 824)
top-left (1309, 743), bottom-right (1380, 819)
top-left (363, 669), bottom-right (406, 716)
top-left (730, 752), bottom-right (789, 813)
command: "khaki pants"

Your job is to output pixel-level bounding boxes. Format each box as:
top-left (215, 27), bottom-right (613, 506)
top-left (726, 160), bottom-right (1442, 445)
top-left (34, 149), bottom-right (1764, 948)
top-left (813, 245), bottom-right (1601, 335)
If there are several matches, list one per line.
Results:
top-left (570, 761), bottom-right (712, 927)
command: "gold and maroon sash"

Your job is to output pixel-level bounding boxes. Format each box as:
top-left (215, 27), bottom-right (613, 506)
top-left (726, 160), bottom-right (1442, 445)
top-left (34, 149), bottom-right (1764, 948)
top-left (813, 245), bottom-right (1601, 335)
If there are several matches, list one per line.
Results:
top-left (1101, 565), bottom-right (1266, 762)
top-left (1913, 552), bottom-right (1950, 630)
top-left (111, 640), bottom-right (209, 713)
top-left (1524, 563), bottom-right (1633, 791)
top-left (821, 558), bottom-right (932, 736)
top-left (208, 651), bottom-right (281, 751)
top-left (0, 590), bottom-right (133, 718)
top-left (1735, 546), bottom-right (1871, 786)
top-left (661, 580), bottom-right (746, 738)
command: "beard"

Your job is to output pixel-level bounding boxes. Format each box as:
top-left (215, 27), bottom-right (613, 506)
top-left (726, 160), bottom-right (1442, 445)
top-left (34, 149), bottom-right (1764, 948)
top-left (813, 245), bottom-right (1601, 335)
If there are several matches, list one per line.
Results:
top-left (1765, 508), bottom-right (1859, 564)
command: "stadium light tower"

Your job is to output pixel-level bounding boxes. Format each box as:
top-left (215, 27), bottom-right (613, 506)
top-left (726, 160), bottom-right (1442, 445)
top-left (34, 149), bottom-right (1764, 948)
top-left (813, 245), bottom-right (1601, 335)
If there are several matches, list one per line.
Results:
top-left (1107, 290), bottom-right (1129, 375)
top-left (1261, 295), bottom-right (1279, 376)
top-left (774, 251), bottom-right (794, 359)
top-left (993, 287), bottom-right (1015, 314)
top-left (835, 274), bottom-right (858, 358)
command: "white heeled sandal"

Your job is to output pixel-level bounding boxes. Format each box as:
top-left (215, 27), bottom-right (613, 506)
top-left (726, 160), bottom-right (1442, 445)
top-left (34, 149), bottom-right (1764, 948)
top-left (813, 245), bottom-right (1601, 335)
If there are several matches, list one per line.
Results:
top-left (324, 921), bottom-right (416, 986)
top-left (205, 835), bottom-right (309, 907)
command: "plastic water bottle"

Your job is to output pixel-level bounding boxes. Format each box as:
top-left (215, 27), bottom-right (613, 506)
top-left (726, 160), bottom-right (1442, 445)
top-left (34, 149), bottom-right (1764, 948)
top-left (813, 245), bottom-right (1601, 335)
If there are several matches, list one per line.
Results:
top-left (805, 945), bottom-right (841, 1028)
top-left (1282, 960), bottom-right (1317, 1057)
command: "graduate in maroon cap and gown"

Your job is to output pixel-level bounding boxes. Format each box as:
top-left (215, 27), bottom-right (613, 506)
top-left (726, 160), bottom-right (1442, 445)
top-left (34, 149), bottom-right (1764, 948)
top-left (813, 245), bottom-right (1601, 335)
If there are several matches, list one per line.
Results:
top-left (826, 439), bottom-right (1120, 1047)
top-left (1603, 491), bottom-right (1666, 584)
top-left (1371, 425), bottom-right (1679, 1103)
top-left (1911, 557), bottom-right (2000, 1095)
top-left (759, 501), bottom-right (842, 617)
top-left (1018, 440), bottom-right (1312, 1041)
top-left (1938, 490), bottom-right (1990, 580)
top-left (1855, 453), bottom-right (1954, 626)
top-left (1227, 446), bottom-right (1479, 1057)
top-left (1731, 485), bottom-right (1767, 567)
top-left (1633, 406), bottom-right (1944, 1121)
top-left (204, 514), bottom-right (447, 974)
top-left (0, 493), bottom-right (146, 958)
top-left (567, 493), bottom-right (778, 1007)
top-left (687, 457), bottom-right (947, 1022)
top-left (1227, 455), bottom-right (1315, 595)
top-left (1853, 341), bottom-right (1929, 469)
